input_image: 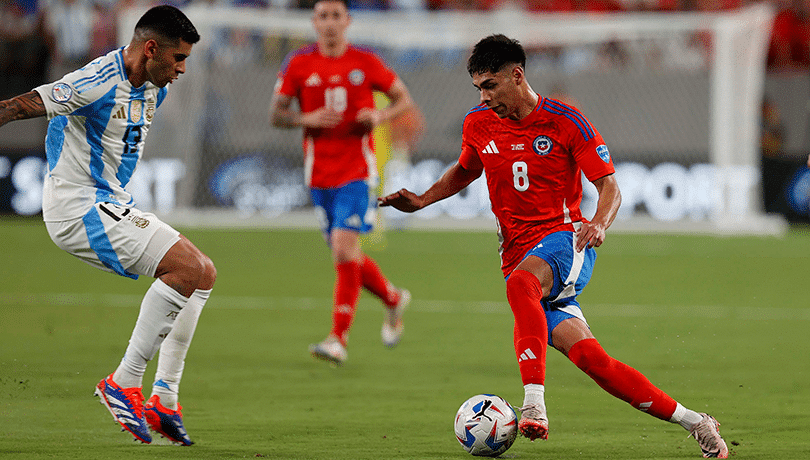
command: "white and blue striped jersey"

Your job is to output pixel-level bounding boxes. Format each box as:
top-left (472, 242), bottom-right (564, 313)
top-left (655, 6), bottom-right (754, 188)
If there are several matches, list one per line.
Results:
top-left (34, 47), bottom-right (167, 222)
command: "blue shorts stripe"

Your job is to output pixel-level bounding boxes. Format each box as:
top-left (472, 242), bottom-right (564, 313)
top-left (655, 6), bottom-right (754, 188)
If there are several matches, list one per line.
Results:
top-left (82, 207), bottom-right (138, 279)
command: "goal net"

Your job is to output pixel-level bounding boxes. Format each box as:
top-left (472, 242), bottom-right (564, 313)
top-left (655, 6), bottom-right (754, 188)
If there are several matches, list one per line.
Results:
top-left (118, 3), bottom-right (784, 234)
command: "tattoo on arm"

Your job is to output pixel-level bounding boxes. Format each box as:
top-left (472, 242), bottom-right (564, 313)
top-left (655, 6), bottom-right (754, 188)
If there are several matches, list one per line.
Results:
top-left (0, 91), bottom-right (46, 127)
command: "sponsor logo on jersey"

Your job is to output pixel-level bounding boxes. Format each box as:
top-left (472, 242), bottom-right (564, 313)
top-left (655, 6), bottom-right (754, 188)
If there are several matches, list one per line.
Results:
top-left (596, 144), bottom-right (611, 163)
top-left (511, 144), bottom-right (525, 150)
top-left (482, 140), bottom-right (499, 154)
top-left (532, 135), bottom-right (553, 156)
top-left (518, 348), bottom-right (537, 362)
top-left (129, 100), bottom-right (143, 123)
top-left (51, 82), bottom-right (73, 103)
top-left (305, 73), bottom-right (322, 87)
top-left (329, 74), bottom-right (342, 84)
top-left (349, 69), bottom-right (365, 86)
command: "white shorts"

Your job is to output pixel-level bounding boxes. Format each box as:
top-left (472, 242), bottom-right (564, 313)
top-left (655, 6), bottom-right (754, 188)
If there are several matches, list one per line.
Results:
top-left (45, 203), bottom-right (180, 280)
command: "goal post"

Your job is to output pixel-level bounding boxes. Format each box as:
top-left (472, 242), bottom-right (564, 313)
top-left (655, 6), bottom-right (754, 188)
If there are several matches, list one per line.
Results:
top-left (117, 3), bottom-right (785, 234)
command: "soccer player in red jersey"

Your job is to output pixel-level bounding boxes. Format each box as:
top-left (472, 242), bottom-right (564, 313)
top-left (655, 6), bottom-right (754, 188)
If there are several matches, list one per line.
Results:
top-left (380, 35), bottom-right (729, 458)
top-left (270, 0), bottom-right (416, 365)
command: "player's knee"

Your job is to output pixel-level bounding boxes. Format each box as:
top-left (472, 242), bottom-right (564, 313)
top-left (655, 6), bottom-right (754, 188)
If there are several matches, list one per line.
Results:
top-left (190, 252), bottom-right (216, 290)
top-left (200, 253), bottom-right (216, 289)
top-left (506, 269), bottom-right (538, 295)
top-left (568, 338), bottom-right (612, 373)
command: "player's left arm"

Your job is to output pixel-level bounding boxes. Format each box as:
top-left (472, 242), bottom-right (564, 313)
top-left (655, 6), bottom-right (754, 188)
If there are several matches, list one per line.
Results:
top-left (575, 173), bottom-right (621, 252)
top-left (356, 77), bottom-right (415, 129)
top-left (0, 91), bottom-right (46, 128)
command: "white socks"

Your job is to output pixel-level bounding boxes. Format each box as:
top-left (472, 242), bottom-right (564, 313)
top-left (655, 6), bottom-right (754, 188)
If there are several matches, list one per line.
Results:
top-left (113, 279), bottom-right (188, 389)
top-left (669, 402), bottom-right (704, 430)
top-left (522, 383), bottom-right (547, 413)
top-left (152, 288), bottom-right (210, 410)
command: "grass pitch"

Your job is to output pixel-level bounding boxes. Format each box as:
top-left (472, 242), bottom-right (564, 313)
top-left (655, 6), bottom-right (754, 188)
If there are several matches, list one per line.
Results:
top-left (1, 216), bottom-right (810, 459)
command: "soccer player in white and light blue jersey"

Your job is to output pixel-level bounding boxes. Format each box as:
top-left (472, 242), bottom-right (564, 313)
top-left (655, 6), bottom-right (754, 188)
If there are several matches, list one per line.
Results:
top-left (0, 5), bottom-right (215, 446)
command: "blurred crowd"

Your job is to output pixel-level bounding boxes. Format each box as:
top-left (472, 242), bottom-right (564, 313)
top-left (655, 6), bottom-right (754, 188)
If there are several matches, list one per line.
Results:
top-left (0, 0), bottom-right (808, 97)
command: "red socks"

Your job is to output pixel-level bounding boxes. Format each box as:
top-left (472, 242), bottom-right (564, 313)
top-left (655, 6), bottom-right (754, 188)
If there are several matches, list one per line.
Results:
top-left (506, 270), bottom-right (548, 386)
top-left (568, 338), bottom-right (677, 420)
top-left (331, 260), bottom-right (362, 346)
top-left (359, 255), bottom-right (398, 307)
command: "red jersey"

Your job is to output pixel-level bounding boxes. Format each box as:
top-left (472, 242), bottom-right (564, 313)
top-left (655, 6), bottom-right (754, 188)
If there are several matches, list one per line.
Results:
top-left (458, 97), bottom-right (615, 277)
top-left (276, 44), bottom-right (397, 188)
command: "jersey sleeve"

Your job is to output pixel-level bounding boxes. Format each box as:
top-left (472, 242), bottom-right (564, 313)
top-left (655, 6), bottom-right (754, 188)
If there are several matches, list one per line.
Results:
top-left (33, 68), bottom-right (105, 119)
top-left (275, 52), bottom-right (300, 98)
top-left (573, 130), bottom-right (615, 183)
top-left (366, 52), bottom-right (397, 93)
top-left (458, 111), bottom-right (484, 171)
top-left (563, 110), bottom-right (614, 182)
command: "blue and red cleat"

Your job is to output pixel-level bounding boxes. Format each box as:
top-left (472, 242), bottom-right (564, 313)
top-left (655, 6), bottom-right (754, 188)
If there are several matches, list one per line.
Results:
top-left (94, 374), bottom-right (152, 443)
top-left (145, 394), bottom-right (194, 446)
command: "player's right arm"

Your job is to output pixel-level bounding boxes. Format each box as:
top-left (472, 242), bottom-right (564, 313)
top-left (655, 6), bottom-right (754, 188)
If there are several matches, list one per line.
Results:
top-left (0, 91), bottom-right (46, 128)
top-left (379, 161), bottom-right (482, 212)
top-left (270, 92), bottom-right (342, 130)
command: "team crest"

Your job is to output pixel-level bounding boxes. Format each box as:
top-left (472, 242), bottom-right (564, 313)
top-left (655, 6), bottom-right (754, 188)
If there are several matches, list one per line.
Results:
top-left (349, 69), bottom-right (365, 85)
top-left (129, 100), bottom-right (143, 123)
top-left (51, 83), bottom-right (73, 103)
top-left (145, 101), bottom-right (155, 122)
top-left (596, 144), bottom-right (611, 163)
top-left (532, 135), bottom-right (553, 156)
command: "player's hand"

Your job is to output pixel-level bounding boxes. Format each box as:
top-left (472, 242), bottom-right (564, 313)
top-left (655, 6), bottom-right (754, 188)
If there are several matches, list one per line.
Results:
top-left (355, 108), bottom-right (382, 129)
top-left (378, 188), bottom-right (423, 213)
top-left (301, 107), bottom-right (342, 128)
top-left (575, 221), bottom-right (607, 252)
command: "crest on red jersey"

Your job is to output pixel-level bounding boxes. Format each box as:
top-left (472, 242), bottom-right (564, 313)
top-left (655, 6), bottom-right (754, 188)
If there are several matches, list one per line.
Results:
top-left (349, 69), bottom-right (365, 85)
top-left (532, 135), bottom-right (553, 156)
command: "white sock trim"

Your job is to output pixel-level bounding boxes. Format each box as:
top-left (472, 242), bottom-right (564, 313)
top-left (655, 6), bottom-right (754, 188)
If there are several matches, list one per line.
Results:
top-left (523, 383), bottom-right (546, 410)
top-left (670, 403), bottom-right (703, 429)
top-left (113, 279), bottom-right (187, 388)
top-left (152, 288), bottom-right (211, 410)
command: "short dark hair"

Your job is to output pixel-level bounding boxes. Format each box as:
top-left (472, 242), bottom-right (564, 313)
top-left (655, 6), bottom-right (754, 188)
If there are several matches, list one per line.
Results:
top-left (467, 34), bottom-right (526, 76)
top-left (314, 0), bottom-right (350, 9)
top-left (135, 5), bottom-right (200, 45)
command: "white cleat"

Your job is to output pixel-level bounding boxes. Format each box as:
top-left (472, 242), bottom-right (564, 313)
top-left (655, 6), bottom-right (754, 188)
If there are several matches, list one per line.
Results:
top-left (689, 413), bottom-right (729, 458)
top-left (309, 335), bottom-right (347, 366)
top-left (518, 404), bottom-right (549, 441)
top-left (381, 288), bottom-right (410, 347)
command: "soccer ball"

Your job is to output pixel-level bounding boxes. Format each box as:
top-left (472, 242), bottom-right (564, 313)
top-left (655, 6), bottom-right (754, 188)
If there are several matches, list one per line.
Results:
top-left (454, 394), bottom-right (518, 457)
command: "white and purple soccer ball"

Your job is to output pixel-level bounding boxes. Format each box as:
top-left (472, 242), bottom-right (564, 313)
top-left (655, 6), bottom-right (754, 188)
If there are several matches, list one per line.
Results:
top-left (454, 394), bottom-right (518, 457)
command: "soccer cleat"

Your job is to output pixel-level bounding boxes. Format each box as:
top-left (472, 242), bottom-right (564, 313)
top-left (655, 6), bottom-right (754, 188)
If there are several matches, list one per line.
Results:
top-left (517, 404), bottom-right (549, 441)
top-left (381, 288), bottom-right (410, 347)
top-left (688, 413), bottom-right (729, 458)
top-left (94, 374), bottom-right (152, 443)
top-left (145, 395), bottom-right (194, 446)
top-left (309, 334), bottom-right (347, 366)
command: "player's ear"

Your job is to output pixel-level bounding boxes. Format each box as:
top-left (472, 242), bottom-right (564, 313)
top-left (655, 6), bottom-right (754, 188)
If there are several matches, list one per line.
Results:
top-left (512, 65), bottom-right (525, 85)
top-left (143, 39), bottom-right (159, 59)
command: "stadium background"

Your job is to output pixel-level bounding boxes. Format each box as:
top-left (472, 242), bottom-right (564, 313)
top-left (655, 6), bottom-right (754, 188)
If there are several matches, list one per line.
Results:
top-left (1, 0), bottom-right (809, 231)
top-left (3, 2), bottom-right (810, 458)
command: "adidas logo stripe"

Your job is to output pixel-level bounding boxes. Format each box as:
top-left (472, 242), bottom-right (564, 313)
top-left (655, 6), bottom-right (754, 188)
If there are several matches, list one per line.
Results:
top-left (111, 106), bottom-right (127, 119)
top-left (518, 348), bottom-right (537, 362)
top-left (482, 140), bottom-right (499, 154)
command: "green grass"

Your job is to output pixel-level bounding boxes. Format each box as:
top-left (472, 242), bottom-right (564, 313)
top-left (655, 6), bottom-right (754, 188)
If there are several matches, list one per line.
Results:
top-left (1, 216), bottom-right (810, 459)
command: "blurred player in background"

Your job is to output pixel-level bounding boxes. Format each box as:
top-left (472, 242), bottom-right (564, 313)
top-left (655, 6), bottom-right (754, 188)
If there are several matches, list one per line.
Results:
top-left (0, 5), bottom-right (214, 446)
top-left (380, 34), bottom-right (729, 458)
top-left (270, 0), bottom-right (417, 365)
